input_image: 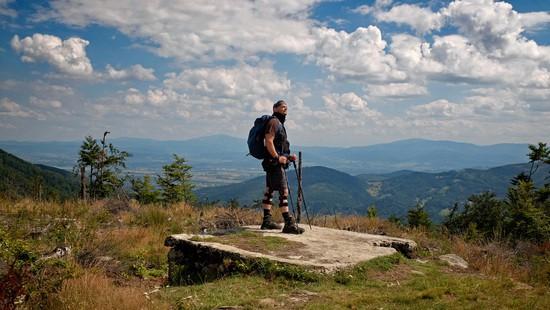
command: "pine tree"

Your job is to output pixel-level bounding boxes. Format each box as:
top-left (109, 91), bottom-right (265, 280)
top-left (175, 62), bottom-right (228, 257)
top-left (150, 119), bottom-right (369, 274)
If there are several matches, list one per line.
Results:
top-left (157, 154), bottom-right (195, 204)
top-left (131, 175), bottom-right (161, 204)
top-left (407, 202), bottom-right (431, 229)
top-left (76, 133), bottom-right (129, 200)
top-left (366, 205), bottom-right (377, 218)
top-left (77, 136), bottom-right (101, 199)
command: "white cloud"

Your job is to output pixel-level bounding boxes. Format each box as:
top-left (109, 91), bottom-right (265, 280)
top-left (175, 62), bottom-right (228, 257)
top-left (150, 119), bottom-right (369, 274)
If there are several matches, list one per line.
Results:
top-left (124, 88), bottom-right (145, 105)
top-left (11, 33), bottom-right (157, 81)
top-left (146, 88), bottom-right (174, 107)
top-left (0, 98), bottom-right (44, 119)
top-left (104, 64), bottom-right (156, 81)
top-left (39, 0), bottom-right (319, 61)
top-left (323, 92), bottom-right (379, 116)
top-left (407, 99), bottom-right (468, 119)
top-left (389, 34), bottom-right (443, 74)
top-left (407, 88), bottom-right (528, 120)
top-left (29, 96), bottom-right (63, 109)
top-left (163, 62), bottom-right (291, 102)
top-left (389, 32), bottom-right (550, 88)
top-left (443, 0), bottom-right (531, 58)
top-left (11, 34), bottom-right (93, 76)
top-left (365, 3), bottom-right (444, 34)
top-left (520, 12), bottom-right (550, 31)
top-left (366, 82), bottom-right (427, 98)
top-left (110, 62), bottom-right (294, 126)
top-left (0, 0), bottom-right (16, 17)
top-left (312, 26), bottom-right (406, 82)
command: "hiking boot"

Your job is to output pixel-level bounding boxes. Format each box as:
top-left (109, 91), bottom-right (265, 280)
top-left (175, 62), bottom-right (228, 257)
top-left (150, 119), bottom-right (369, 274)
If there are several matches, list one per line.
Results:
top-left (282, 218), bottom-right (305, 234)
top-left (261, 216), bottom-right (282, 230)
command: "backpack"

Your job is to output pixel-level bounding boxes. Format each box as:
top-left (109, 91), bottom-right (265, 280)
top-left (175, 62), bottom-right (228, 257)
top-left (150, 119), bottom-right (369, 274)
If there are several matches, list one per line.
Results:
top-left (247, 115), bottom-right (275, 159)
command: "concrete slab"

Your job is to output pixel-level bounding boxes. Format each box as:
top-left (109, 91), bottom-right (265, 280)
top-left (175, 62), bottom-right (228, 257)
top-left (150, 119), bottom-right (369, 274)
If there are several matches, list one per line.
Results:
top-left (165, 224), bottom-right (416, 274)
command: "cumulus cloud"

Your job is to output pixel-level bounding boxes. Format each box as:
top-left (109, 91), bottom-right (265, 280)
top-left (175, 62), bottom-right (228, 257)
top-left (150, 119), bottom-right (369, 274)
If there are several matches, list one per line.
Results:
top-left (39, 0), bottom-right (319, 61)
top-left (312, 26), bottom-right (406, 82)
top-left (323, 92), bottom-right (379, 116)
top-left (11, 33), bottom-right (157, 81)
top-left (11, 34), bottom-right (93, 76)
top-left (407, 88), bottom-right (528, 120)
top-left (124, 88), bottom-right (145, 105)
top-left (366, 82), bottom-right (427, 98)
top-left (104, 64), bottom-right (156, 81)
top-left (357, 2), bottom-right (444, 34)
top-left (407, 99), bottom-right (469, 119)
top-left (0, 98), bottom-right (44, 119)
top-left (112, 62), bottom-right (294, 126)
top-left (163, 62), bottom-right (291, 102)
top-left (364, 1), bottom-right (550, 60)
top-left (520, 12), bottom-right (550, 31)
top-left (389, 31), bottom-right (549, 88)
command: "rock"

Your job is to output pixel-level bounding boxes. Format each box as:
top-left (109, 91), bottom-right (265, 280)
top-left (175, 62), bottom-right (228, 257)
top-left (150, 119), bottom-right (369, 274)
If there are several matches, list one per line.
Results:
top-left (258, 298), bottom-right (277, 308)
top-left (165, 225), bottom-right (417, 285)
top-left (40, 246), bottom-right (71, 260)
top-left (439, 254), bottom-right (468, 269)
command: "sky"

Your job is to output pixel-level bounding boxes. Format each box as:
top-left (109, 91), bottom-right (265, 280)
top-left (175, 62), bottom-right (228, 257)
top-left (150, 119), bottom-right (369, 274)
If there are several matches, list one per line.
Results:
top-left (0, 0), bottom-right (549, 147)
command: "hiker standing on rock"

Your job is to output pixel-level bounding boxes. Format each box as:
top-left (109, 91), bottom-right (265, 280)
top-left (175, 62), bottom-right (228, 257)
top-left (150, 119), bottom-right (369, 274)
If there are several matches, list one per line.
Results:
top-left (258, 100), bottom-right (304, 234)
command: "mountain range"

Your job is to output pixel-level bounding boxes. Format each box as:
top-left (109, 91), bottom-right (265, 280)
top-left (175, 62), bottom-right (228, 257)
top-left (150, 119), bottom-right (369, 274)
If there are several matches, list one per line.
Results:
top-left (196, 163), bottom-right (550, 222)
top-left (0, 135), bottom-right (530, 187)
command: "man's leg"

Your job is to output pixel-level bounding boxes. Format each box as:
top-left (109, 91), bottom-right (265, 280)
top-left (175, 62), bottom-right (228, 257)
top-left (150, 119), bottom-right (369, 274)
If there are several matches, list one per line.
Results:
top-left (279, 188), bottom-right (304, 234)
top-left (261, 187), bottom-right (281, 230)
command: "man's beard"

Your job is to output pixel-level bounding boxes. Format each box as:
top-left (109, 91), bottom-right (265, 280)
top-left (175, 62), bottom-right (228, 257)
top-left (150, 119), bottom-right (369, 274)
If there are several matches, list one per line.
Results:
top-left (273, 112), bottom-right (286, 123)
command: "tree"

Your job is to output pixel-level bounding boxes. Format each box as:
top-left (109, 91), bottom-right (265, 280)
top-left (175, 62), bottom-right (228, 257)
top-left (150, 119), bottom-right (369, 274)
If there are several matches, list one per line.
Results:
top-left (444, 192), bottom-right (505, 239)
top-left (366, 205), bottom-right (377, 218)
top-left (157, 154), bottom-right (195, 204)
top-left (76, 133), bottom-right (129, 200)
top-left (443, 142), bottom-right (550, 243)
top-left (527, 142), bottom-right (549, 181)
top-left (131, 175), bottom-right (161, 204)
top-left (407, 203), bottom-right (431, 229)
top-left (504, 179), bottom-right (550, 242)
top-left (94, 137), bottom-right (130, 198)
top-left (77, 136), bottom-right (101, 199)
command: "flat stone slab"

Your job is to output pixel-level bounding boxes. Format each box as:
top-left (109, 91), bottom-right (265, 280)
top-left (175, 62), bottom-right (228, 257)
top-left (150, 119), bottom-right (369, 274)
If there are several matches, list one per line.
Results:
top-left (165, 224), bottom-right (416, 273)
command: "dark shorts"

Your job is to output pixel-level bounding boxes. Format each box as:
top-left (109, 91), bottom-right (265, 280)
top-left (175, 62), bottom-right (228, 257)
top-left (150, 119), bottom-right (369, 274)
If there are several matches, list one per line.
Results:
top-left (263, 161), bottom-right (287, 192)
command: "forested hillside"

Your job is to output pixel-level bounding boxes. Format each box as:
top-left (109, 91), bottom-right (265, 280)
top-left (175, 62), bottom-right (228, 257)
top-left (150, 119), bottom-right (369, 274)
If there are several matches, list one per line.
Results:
top-left (0, 149), bottom-right (78, 200)
top-left (196, 163), bottom-right (549, 221)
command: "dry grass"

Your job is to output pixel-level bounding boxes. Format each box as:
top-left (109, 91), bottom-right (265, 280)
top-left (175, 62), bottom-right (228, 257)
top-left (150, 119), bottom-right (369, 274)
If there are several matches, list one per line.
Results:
top-left (310, 214), bottom-right (403, 236)
top-left (52, 270), bottom-right (168, 310)
top-left (1, 196), bottom-right (549, 309)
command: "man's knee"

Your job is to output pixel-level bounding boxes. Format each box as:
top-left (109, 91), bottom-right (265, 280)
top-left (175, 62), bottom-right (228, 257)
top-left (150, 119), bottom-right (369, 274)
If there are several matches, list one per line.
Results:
top-left (262, 187), bottom-right (274, 205)
top-left (279, 189), bottom-right (288, 208)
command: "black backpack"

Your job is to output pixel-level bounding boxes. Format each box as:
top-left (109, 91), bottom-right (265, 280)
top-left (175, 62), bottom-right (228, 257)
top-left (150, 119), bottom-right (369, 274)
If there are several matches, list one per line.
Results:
top-left (247, 115), bottom-right (275, 159)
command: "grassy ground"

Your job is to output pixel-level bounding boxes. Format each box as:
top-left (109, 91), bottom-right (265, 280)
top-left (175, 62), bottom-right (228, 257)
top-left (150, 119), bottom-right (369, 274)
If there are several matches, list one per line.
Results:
top-left (1, 198), bottom-right (549, 309)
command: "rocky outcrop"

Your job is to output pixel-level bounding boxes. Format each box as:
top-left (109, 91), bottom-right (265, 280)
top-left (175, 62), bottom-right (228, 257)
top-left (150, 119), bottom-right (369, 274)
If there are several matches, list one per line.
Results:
top-left (165, 225), bottom-right (417, 285)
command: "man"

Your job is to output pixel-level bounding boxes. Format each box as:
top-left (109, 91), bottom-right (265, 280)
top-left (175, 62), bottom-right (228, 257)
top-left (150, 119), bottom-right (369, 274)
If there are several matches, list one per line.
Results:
top-left (260, 100), bottom-right (305, 234)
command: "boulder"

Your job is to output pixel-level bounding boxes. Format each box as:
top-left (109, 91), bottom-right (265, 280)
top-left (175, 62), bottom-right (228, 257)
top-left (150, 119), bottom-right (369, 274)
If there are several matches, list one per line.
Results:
top-left (439, 254), bottom-right (468, 269)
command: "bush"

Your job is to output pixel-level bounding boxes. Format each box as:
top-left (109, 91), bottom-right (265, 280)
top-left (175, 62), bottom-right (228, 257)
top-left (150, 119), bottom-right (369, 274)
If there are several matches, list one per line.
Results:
top-left (408, 203), bottom-right (431, 229)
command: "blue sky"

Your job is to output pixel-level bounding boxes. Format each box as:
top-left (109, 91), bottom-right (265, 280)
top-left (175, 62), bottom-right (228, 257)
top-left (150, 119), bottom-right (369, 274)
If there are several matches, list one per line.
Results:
top-left (0, 0), bottom-right (549, 146)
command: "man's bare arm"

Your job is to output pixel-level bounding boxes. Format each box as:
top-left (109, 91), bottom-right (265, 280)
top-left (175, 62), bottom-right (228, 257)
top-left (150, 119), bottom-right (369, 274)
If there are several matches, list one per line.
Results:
top-left (265, 132), bottom-right (278, 159)
top-left (265, 127), bottom-right (288, 164)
